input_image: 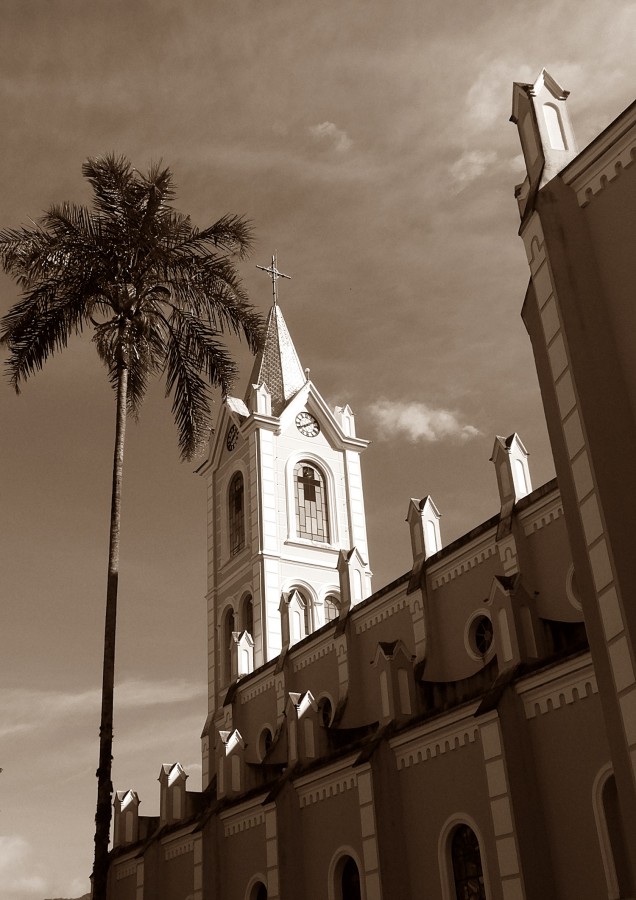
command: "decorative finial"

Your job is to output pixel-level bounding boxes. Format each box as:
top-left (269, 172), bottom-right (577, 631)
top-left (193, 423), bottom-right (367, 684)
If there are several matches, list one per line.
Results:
top-left (304, 367), bottom-right (310, 382)
top-left (256, 252), bottom-right (291, 306)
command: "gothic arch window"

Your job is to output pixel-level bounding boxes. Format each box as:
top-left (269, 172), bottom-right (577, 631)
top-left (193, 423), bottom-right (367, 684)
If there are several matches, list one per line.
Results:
top-left (229, 472), bottom-right (245, 556)
top-left (294, 461), bottom-right (329, 542)
top-left (450, 824), bottom-right (486, 900)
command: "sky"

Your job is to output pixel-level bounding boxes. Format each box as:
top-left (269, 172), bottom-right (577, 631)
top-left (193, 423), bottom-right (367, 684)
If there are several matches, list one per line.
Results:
top-left (1, 1), bottom-right (636, 895)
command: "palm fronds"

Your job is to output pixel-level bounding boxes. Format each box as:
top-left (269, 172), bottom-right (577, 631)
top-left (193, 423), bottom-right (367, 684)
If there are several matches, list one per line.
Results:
top-left (0, 154), bottom-right (263, 458)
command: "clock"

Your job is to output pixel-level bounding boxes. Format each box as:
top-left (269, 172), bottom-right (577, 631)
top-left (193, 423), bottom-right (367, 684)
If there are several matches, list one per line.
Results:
top-left (295, 412), bottom-right (320, 437)
top-left (226, 424), bottom-right (239, 451)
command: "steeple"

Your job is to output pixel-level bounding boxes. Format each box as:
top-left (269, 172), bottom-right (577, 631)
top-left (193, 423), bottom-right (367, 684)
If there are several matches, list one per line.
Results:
top-left (245, 302), bottom-right (307, 416)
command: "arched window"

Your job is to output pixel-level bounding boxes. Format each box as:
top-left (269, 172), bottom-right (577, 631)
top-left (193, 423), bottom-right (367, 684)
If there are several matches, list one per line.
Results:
top-left (451, 824), bottom-right (486, 900)
top-left (340, 856), bottom-right (361, 900)
top-left (241, 593), bottom-right (254, 636)
top-left (229, 472), bottom-right (245, 556)
top-left (294, 461), bottom-right (329, 542)
top-left (249, 883), bottom-right (267, 900)
top-left (303, 593), bottom-right (312, 637)
top-left (325, 594), bottom-right (340, 623)
top-left (596, 771), bottom-right (634, 897)
top-left (223, 608), bottom-right (235, 684)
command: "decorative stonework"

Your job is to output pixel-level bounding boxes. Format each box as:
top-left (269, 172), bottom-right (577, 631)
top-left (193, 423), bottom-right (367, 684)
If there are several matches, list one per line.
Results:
top-left (115, 859), bottom-right (137, 880)
top-left (430, 545), bottom-right (497, 590)
top-left (520, 498), bottom-right (564, 535)
top-left (291, 636), bottom-right (335, 671)
top-left (298, 773), bottom-right (357, 807)
top-left (391, 706), bottom-right (481, 770)
top-left (239, 674), bottom-right (275, 703)
top-left (295, 756), bottom-right (360, 808)
top-left (164, 837), bottom-right (195, 860)
top-left (223, 810), bottom-right (265, 837)
top-left (354, 593), bottom-right (409, 634)
top-left (563, 110), bottom-right (636, 207)
top-left (516, 653), bottom-right (598, 719)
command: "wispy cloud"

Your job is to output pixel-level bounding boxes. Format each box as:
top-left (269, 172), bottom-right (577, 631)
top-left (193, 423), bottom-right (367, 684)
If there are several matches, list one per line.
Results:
top-left (0, 834), bottom-right (89, 900)
top-left (0, 678), bottom-right (206, 739)
top-left (368, 400), bottom-right (480, 443)
top-left (0, 836), bottom-right (46, 899)
top-left (308, 121), bottom-right (353, 152)
top-left (449, 149), bottom-right (497, 189)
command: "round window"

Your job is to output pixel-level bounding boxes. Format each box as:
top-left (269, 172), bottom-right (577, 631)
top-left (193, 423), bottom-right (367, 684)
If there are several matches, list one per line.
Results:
top-left (318, 696), bottom-right (333, 728)
top-left (258, 727), bottom-right (274, 761)
top-left (468, 614), bottom-right (494, 657)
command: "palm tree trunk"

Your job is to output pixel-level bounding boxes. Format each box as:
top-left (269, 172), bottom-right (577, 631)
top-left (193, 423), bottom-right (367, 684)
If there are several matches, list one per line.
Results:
top-left (92, 357), bottom-right (128, 900)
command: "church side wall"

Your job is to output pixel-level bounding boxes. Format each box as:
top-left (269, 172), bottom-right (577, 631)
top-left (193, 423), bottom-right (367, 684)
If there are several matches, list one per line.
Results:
top-left (519, 674), bottom-right (609, 899)
top-left (516, 506), bottom-right (579, 622)
top-left (396, 730), bottom-right (496, 900)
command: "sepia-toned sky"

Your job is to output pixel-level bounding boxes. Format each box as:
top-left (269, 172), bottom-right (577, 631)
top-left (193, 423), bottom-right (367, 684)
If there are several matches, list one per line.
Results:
top-left (1, 1), bottom-right (636, 895)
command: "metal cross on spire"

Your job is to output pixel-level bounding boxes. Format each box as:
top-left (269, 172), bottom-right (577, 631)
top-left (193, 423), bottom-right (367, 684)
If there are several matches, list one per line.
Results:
top-left (256, 252), bottom-right (291, 306)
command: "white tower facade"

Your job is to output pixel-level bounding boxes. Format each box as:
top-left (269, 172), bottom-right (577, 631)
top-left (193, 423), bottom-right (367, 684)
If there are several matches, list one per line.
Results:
top-left (197, 298), bottom-right (372, 739)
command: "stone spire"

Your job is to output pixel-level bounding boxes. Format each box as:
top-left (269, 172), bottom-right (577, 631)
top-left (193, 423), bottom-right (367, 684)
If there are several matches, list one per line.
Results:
top-left (246, 302), bottom-right (307, 416)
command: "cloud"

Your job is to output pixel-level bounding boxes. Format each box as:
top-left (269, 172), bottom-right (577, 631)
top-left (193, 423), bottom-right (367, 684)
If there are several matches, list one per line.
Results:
top-left (0, 835), bottom-right (89, 900)
top-left (368, 400), bottom-right (480, 443)
top-left (449, 149), bottom-right (497, 189)
top-left (465, 61), bottom-right (535, 132)
top-left (0, 836), bottom-right (46, 898)
top-left (0, 678), bottom-right (206, 739)
top-left (308, 121), bottom-right (353, 153)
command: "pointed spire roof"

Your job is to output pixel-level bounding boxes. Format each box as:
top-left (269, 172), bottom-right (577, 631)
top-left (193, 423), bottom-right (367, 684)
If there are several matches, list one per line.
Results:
top-left (246, 303), bottom-right (306, 416)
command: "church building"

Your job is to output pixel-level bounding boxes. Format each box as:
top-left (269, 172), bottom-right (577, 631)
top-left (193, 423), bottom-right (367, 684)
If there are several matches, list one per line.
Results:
top-left (106, 72), bottom-right (636, 900)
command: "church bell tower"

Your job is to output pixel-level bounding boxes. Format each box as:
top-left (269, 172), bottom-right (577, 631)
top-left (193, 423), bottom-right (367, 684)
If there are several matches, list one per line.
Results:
top-left (197, 256), bottom-right (372, 744)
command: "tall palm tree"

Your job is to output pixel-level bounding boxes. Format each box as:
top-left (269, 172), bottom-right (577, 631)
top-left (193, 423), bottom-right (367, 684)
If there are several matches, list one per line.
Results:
top-left (0, 155), bottom-right (262, 900)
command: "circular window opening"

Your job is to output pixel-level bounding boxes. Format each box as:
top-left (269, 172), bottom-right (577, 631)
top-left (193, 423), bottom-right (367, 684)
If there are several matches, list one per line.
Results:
top-left (258, 727), bottom-right (274, 761)
top-left (318, 697), bottom-right (333, 728)
top-left (469, 615), bottom-right (494, 657)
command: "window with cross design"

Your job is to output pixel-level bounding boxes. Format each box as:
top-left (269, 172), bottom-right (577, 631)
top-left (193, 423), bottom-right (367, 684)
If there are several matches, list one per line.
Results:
top-left (294, 461), bottom-right (329, 542)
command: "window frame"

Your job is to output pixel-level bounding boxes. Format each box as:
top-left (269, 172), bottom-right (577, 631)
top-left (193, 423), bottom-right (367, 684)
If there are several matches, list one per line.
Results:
top-left (438, 814), bottom-right (491, 900)
top-left (228, 470), bottom-right (246, 558)
top-left (327, 847), bottom-right (366, 900)
top-left (294, 460), bottom-right (330, 543)
top-left (285, 453), bottom-right (339, 547)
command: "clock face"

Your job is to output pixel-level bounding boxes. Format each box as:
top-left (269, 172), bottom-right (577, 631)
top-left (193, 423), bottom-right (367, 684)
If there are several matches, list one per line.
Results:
top-left (295, 412), bottom-right (320, 437)
top-left (226, 424), bottom-right (239, 451)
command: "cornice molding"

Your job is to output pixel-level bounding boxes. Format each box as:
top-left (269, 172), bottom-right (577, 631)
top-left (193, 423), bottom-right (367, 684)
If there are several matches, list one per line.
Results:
top-left (294, 753), bottom-right (359, 807)
top-left (353, 591), bottom-right (409, 634)
top-left (520, 494), bottom-right (564, 535)
top-left (239, 673), bottom-right (276, 704)
top-left (429, 543), bottom-right (497, 590)
top-left (291, 634), bottom-right (335, 671)
top-left (515, 652), bottom-right (597, 719)
top-left (114, 858), bottom-right (138, 880)
top-left (164, 836), bottom-right (195, 860)
top-left (223, 809), bottom-right (266, 837)
top-left (562, 103), bottom-right (636, 207)
top-left (390, 702), bottom-right (482, 770)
